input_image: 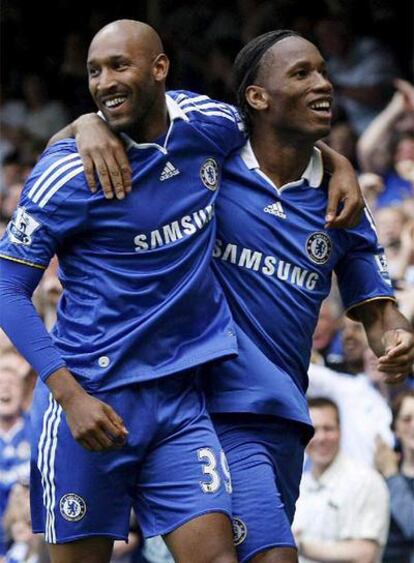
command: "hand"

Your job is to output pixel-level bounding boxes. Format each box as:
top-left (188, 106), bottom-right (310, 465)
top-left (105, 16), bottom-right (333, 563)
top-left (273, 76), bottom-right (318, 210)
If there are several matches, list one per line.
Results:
top-left (47, 368), bottom-right (128, 451)
top-left (394, 78), bottom-right (414, 112)
top-left (374, 435), bottom-right (399, 478)
top-left (74, 113), bottom-right (131, 199)
top-left (377, 328), bottom-right (414, 384)
top-left (325, 159), bottom-right (365, 229)
top-left (62, 388), bottom-right (129, 451)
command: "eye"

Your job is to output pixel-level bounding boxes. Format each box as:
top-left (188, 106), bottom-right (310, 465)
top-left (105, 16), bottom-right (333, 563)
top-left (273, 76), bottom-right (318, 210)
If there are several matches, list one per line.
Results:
top-left (113, 60), bottom-right (129, 71)
top-left (294, 69), bottom-right (309, 79)
top-left (88, 67), bottom-right (100, 78)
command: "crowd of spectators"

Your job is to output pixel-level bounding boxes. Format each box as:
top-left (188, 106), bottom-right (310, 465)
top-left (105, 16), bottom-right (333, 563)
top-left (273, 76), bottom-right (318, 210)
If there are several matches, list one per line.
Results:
top-left (0, 0), bottom-right (413, 561)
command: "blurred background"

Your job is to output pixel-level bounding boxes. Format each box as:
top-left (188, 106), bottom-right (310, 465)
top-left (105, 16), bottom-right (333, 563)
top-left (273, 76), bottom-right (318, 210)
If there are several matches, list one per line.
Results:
top-left (0, 0), bottom-right (413, 562)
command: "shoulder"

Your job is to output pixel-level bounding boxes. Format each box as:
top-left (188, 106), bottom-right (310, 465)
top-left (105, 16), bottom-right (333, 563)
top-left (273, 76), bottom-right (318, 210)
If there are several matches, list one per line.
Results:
top-left (22, 139), bottom-right (87, 212)
top-left (168, 89), bottom-right (244, 131)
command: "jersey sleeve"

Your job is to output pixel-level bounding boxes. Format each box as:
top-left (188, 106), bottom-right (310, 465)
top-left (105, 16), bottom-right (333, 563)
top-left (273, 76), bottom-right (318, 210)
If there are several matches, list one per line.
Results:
top-left (0, 140), bottom-right (88, 271)
top-left (335, 208), bottom-right (395, 319)
top-left (169, 90), bottom-right (246, 155)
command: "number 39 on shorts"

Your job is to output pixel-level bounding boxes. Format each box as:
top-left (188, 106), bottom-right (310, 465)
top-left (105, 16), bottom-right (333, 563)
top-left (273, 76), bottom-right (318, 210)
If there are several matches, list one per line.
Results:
top-left (197, 448), bottom-right (232, 494)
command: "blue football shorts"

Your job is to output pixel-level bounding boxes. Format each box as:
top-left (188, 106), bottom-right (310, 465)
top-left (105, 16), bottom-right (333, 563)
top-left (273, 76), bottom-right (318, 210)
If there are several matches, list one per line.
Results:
top-left (212, 413), bottom-right (311, 563)
top-left (30, 371), bottom-right (232, 544)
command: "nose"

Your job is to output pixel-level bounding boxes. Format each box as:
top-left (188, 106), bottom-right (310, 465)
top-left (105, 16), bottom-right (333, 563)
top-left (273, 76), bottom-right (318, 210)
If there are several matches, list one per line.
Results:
top-left (95, 67), bottom-right (118, 93)
top-left (313, 71), bottom-right (333, 93)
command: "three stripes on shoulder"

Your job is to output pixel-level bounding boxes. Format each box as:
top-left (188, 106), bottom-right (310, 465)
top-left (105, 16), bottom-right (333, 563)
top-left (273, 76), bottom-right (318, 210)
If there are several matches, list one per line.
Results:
top-left (28, 153), bottom-right (84, 209)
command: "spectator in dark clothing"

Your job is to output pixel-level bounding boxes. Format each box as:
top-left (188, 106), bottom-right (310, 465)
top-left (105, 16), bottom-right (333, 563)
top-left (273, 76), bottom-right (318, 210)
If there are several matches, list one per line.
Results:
top-left (375, 389), bottom-right (414, 563)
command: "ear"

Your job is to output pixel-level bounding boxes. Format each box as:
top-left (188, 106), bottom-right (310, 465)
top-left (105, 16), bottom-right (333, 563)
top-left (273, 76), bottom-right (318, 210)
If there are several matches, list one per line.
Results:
top-left (153, 54), bottom-right (170, 82)
top-left (245, 85), bottom-right (269, 111)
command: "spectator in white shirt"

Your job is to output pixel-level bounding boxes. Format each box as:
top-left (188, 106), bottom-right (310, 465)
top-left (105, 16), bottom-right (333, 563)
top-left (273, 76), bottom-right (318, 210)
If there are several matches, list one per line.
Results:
top-left (294, 397), bottom-right (390, 563)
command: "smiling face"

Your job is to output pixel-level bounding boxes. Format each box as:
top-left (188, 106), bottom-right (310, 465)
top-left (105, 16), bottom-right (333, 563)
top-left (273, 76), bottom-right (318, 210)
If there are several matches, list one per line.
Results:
top-left (87, 21), bottom-right (169, 135)
top-left (307, 405), bottom-right (341, 473)
top-left (246, 36), bottom-right (333, 141)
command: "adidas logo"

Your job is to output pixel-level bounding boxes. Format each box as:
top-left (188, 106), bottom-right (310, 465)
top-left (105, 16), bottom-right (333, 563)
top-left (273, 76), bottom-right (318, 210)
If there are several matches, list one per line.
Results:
top-left (160, 161), bottom-right (180, 181)
top-left (263, 201), bottom-right (286, 218)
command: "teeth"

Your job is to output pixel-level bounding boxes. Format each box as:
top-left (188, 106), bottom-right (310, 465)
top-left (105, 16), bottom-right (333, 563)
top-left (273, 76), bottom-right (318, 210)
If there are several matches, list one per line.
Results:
top-left (310, 101), bottom-right (331, 110)
top-left (104, 97), bottom-right (127, 108)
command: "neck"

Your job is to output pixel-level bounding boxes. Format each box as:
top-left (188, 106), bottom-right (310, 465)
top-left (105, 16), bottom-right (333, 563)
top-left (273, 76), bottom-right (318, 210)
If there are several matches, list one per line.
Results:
top-left (401, 448), bottom-right (414, 477)
top-left (311, 459), bottom-right (333, 479)
top-left (0, 414), bottom-right (21, 433)
top-left (127, 92), bottom-right (169, 144)
top-left (250, 125), bottom-right (314, 187)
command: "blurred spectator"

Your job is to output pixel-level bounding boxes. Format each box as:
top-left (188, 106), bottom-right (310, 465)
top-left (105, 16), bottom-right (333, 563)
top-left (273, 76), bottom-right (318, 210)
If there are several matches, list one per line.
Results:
top-left (3, 484), bottom-right (48, 563)
top-left (375, 206), bottom-right (414, 283)
top-left (357, 79), bottom-right (414, 208)
top-left (315, 17), bottom-right (398, 134)
top-left (1, 184), bottom-right (24, 222)
top-left (375, 390), bottom-right (414, 563)
top-left (293, 397), bottom-right (390, 563)
top-left (21, 75), bottom-right (69, 145)
top-left (311, 299), bottom-right (345, 372)
top-left (141, 536), bottom-right (173, 563)
top-left (308, 347), bottom-right (394, 466)
top-left (0, 366), bottom-right (31, 556)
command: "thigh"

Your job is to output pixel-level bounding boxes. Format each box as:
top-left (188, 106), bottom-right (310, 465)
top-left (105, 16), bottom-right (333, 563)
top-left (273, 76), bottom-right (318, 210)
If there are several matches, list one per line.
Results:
top-left (30, 383), bottom-right (137, 545)
top-left (48, 536), bottom-right (113, 563)
top-left (133, 379), bottom-right (233, 540)
top-left (164, 512), bottom-right (236, 563)
top-left (214, 415), bottom-right (305, 563)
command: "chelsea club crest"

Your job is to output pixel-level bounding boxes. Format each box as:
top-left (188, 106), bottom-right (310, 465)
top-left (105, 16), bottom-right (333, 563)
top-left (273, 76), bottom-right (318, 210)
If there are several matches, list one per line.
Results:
top-left (306, 232), bottom-right (332, 265)
top-left (200, 158), bottom-right (220, 191)
top-left (60, 493), bottom-right (87, 522)
top-left (232, 516), bottom-right (248, 546)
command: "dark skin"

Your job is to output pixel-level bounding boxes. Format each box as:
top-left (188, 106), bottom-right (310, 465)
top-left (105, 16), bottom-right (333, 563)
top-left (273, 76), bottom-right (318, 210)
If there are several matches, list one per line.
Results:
top-left (45, 19), bottom-right (238, 563)
top-left (240, 35), bottom-right (413, 563)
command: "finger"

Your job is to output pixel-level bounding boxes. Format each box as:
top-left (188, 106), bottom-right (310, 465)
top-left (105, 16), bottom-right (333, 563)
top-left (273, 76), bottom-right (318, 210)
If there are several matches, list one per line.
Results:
top-left (102, 405), bottom-right (129, 439)
top-left (113, 151), bottom-right (132, 195)
top-left (384, 373), bottom-right (407, 385)
top-left (378, 363), bottom-right (411, 375)
top-left (81, 155), bottom-right (97, 193)
top-left (92, 154), bottom-right (114, 199)
top-left (101, 151), bottom-right (127, 200)
top-left (327, 197), bottom-right (361, 229)
top-left (324, 191), bottom-right (341, 228)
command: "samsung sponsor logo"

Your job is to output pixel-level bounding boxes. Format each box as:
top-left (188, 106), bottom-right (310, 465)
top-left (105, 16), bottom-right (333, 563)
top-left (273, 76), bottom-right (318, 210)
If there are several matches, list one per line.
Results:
top-left (134, 204), bottom-right (214, 251)
top-left (214, 239), bottom-right (320, 290)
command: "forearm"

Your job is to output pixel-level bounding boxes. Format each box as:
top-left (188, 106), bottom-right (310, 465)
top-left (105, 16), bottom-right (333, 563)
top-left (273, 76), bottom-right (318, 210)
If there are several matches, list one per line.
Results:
top-left (299, 538), bottom-right (379, 562)
top-left (357, 102), bottom-right (402, 173)
top-left (47, 123), bottom-right (76, 147)
top-left (355, 300), bottom-right (412, 357)
top-left (0, 259), bottom-right (66, 380)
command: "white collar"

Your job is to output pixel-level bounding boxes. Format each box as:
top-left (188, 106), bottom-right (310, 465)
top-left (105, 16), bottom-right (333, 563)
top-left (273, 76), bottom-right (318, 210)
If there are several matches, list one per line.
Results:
top-left (99, 94), bottom-right (188, 155)
top-left (240, 139), bottom-right (324, 191)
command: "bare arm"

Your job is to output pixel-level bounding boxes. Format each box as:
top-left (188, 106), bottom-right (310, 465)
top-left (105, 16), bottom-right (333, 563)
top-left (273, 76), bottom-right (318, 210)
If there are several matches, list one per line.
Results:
top-left (298, 538), bottom-right (380, 563)
top-left (316, 141), bottom-right (364, 229)
top-left (47, 114), bottom-right (131, 199)
top-left (353, 300), bottom-right (414, 383)
top-left (357, 79), bottom-right (414, 173)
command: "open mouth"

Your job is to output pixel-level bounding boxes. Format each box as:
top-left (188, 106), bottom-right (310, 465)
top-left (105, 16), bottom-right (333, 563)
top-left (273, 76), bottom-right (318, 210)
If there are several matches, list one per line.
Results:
top-left (102, 95), bottom-right (128, 111)
top-left (309, 100), bottom-right (332, 115)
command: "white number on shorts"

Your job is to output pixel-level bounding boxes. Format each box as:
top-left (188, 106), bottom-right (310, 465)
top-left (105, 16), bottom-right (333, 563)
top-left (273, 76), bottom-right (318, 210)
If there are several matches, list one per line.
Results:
top-left (220, 450), bottom-right (232, 494)
top-left (198, 448), bottom-right (220, 493)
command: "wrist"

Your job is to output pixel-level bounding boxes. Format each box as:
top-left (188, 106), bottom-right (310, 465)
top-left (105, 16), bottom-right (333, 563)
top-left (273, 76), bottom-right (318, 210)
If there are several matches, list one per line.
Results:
top-left (46, 367), bottom-right (85, 408)
top-left (73, 113), bottom-right (100, 135)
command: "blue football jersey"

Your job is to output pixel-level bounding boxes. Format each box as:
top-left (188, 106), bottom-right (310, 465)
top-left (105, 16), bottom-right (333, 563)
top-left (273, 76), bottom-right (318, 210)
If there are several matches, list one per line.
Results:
top-left (205, 142), bottom-right (394, 426)
top-left (0, 415), bottom-right (30, 552)
top-left (0, 92), bottom-right (245, 391)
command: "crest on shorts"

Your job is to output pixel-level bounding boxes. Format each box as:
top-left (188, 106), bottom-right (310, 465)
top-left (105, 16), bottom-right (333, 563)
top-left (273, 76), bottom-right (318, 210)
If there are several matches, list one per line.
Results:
top-left (306, 232), bottom-right (332, 265)
top-left (59, 493), bottom-right (87, 522)
top-left (200, 158), bottom-right (220, 191)
top-left (232, 516), bottom-right (247, 546)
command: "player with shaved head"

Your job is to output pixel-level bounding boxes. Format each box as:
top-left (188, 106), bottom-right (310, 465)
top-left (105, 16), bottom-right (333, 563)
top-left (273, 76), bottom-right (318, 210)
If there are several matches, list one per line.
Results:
top-left (0, 19), bottom-right (248, 563)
